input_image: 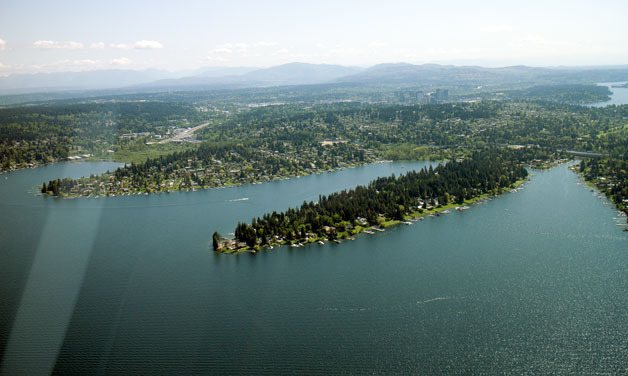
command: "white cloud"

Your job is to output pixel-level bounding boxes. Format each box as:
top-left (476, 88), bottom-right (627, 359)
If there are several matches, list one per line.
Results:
top-left (254, 41), bottom-right (279, 47)
top-left (15, 57), bottom-right (141, 73)
top-left (133, 40), bottom-right (163, 49)
top-left (31, 39), bottom-right (161, 51)
top-left (213, 47), bottom-right (233, 54)
top-left (111, 57), bottom-right (132, 65)
top-left (110, 43), bottom-right (130, 49)
top-left (111, 40), bottom-right (163, 50)
top-left (0, 38), bottom-right (6, 50)
top-left (214, 43), bottom-right (233, 50)
top-left (33, 40), bottom-right (84, 49)
top-left (235, 44), bottom-right (248, 53)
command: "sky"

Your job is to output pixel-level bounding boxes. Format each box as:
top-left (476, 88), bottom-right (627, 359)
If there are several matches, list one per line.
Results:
top-left (0, 0), bottom-right (627, 75)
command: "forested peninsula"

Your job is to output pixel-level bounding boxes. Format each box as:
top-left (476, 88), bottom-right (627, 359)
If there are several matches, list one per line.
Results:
top-left (213, 150), bottom-right (528, 253)
top-left (39, 100), bottom-right (625, 198)
top-left (29, 98), bottom-right (627, 228)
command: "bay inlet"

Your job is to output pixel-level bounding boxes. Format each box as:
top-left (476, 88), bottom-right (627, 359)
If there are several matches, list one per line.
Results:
top-left (0, 161), bottom-right (626, 374)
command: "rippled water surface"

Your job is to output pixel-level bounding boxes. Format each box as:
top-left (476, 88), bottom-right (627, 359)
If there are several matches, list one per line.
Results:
top-left (1, 161), bottom-right (626, 374)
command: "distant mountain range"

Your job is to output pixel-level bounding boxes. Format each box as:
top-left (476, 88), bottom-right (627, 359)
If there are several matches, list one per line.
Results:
top-left (0, 69), bottom-right (178, 94)
top-left (135, 63), bottom-right (363, 90)
top-left (339, 63), bottom-right (628, 86)
top-left (1, 62), bottom-right (628, 95)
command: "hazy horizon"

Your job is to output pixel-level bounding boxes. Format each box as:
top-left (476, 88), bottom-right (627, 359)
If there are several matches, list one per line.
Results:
top-left (5, 61), bottom-right (628, 77)
top-left (1, 0), bottom-right (627, 76)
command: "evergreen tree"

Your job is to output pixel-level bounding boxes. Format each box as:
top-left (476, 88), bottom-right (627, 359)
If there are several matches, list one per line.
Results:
top-left (212, 232), bottom-right (221, 251)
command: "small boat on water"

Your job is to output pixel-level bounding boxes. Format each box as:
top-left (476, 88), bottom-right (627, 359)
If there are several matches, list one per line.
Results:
top-left (364, 230), bottom-right (375, 234)
top-left (317, 240), bottom-right (325, 245)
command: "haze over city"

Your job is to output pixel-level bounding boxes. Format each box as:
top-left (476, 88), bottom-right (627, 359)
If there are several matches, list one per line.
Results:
top-left (1, 0), bottom-right (627, 76)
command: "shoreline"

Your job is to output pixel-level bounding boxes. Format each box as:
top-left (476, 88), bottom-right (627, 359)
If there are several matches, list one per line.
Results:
top-left (1, 156), bottom-right (120, 174)
top-left (40, 158), bottom-right (430, 199)
top-left (569, 164), bottom-right (628, 227)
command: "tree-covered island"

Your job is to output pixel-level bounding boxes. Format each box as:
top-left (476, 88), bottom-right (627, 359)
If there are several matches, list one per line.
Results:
top-left (213, 150), bottom-right (528, 253)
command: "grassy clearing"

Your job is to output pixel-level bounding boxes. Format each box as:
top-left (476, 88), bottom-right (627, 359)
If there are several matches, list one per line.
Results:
top-left (379, 144), bottom-right (447, 161)
top-left (111, 142), bottom-right (197, 164)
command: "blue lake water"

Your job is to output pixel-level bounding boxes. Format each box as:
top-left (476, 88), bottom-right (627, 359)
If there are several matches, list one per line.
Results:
top-left (590, 81), bottom-right (628, 107)
top-left (0, 161), bottom-right (627, 374)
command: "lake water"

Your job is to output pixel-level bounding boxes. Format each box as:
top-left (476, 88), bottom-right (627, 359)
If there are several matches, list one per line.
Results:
top-left (1, 161), bottom-right (627, 374)
top-left (590, 81), bottom-right (628, 107)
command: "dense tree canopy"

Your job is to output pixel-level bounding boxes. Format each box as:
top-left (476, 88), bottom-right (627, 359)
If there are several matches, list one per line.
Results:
top-left (224, 150), bottom-right (528, 250)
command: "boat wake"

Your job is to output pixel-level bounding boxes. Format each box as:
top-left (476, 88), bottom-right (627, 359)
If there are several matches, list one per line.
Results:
top-left (417, 296), bottom-right (454, 305)
top-left (317, 307), bottom-right (370, 312)
top-left (228, 197), bottom-right (249, 202)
